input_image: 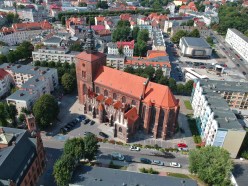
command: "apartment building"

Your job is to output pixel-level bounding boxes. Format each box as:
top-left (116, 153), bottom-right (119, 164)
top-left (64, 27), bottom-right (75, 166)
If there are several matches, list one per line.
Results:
top-left (32, 47), bottom-right (80, 64)
top-left (107, 40), bottom-right (134, 57)
top-left (0, 63), bottom-right (58, 113)
top-left (191, 79), bottom-right (247, 158)
top-left (0, 68), bottom-right (12, 97)
top-left (0, 21), bottom-right (53, 45)
top-left (225, 28), bottom-right (248, 62)
top-left (106, 54), bottom-right (126, 70)
top-left (163, 15), bottom-right (193, 33)
top-left (152, 29), bottom-right (166, 51)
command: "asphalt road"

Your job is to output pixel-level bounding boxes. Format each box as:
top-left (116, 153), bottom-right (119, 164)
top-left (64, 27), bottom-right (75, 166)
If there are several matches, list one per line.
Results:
top-left (211, 30), bottom-right (248, 78)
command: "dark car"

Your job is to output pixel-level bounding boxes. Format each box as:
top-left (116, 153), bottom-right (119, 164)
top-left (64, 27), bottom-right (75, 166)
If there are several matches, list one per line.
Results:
top-left (67, 123), bottom-right (74, 128)
top-left (99, 132), bottom-right (108, 138)
top-left (243, 71), bottom-right (247, 75)
top-left (84, 119), bottom-right (90, 124)
top-left (237, 64), bottom-right (240, 67)
top-left (140, 158), bottom-right (152, 164)
top-left (84, 131), bottom-right (94, 136)
top-left (89, 120), bottom-right (95, 125)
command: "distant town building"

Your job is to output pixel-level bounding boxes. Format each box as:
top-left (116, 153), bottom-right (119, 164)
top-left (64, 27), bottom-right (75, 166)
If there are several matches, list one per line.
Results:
top-left (0, 68), bottom-right (12, 98)
top-left (163, 15), bottom-right (193, 33)
top-left (0, 63), bottom-right (58, 113)
top-left (107, 40), bottom-right (135, 57)
top-left (179, 37), bottom-right (212, 58)
top-left (32, 47), bottom-right (80, 64)
top-left (106, 54), bottom-right (126, 70)
top-left (0, 115), bottom-right (45, 185)
top-left (152, 28), bottom-right (166, 51)
top-left (0, 21), bottom-right (53, 45)
top-left (191, 79), bottom-right (247, 158)
top-left (225, 28), bottom-right (248, 62)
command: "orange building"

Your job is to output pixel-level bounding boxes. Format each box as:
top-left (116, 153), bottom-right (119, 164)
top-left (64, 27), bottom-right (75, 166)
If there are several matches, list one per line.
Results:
top-left (76, 29), bottom-right (179, 142)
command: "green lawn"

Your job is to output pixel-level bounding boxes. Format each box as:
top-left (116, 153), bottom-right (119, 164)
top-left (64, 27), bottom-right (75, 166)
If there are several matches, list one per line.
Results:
top-left (167, 172), bottom-right (190, 179)
top-left (184, 100), bottom-right (193, 110)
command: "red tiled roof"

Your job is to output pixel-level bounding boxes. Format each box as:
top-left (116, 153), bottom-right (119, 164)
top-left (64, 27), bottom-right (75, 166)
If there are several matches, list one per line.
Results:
top-left (117, 40), bottom-right (135, 49)
top-left (143, 82), bottom-right (179, 108)
top-left (94, 66), bottom-right (146, 98)
top-left (91, 25), bottom-right (105, 31)
top-left (0, 69), bottom-right (9, 80)
top-left (76, 51), bottom-right (106, 62)
top-left (120, 13), bottom-right (131, 21)
top-left (147, 50), bottom-right (168, 59)
top-left (95, 29), bottom-right (111, 36)
top-left (124, 107), bottom-right (139, 123)
top-left (12, 20), bottom-right (52, 32)
top-left (96, 16), bottom-right (105, 22)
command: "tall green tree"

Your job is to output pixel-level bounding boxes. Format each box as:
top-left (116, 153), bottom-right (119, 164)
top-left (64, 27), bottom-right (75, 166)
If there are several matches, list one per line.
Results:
top-left (189, 29), bottom-right (200, 38)
top-left (171, 30), bottom-right (188, 43)
top-left (0, 54), bottom-right (7, 64)
top-left (69, 43), bottom-right (82, 52)
top-left (7, 104), bottom-right (17, 126)
top-left (154, 68), bottom-right (163, 83)
top-left (0, 102), bottom-right (8, 127)
top-left (189, 146), bottom-right (233, 185)
top-left (132, 27), bottom-right (140, 41)
top-left (64, 138), bottom-right (85, 160)
top-left (184, 80), bottom-right (194, 95)
top-left (144, 65), bottom-right (155, 79)
top-left (61, 73), bottom-right (76, 93)
top-left (158, 76), bottom-right (169, 85)
top-left (53, 154), bottom-right (75, 186)
top-left (176, 83), bottom-right (185, 95)
top-left (168, 78), bottom-right (177, 92)
top-left (16, 41), bottom-right (34, 59)
top-left (33, 94), bottom-right (59, 129)
top-left (84, 134), bottom-right (99, 161)
top-left (124, 66), bottom-right (135, 74)
top-left (136, 40), bottom-right (147, 57)
top-left (137, 29), bottom-right (149, 43)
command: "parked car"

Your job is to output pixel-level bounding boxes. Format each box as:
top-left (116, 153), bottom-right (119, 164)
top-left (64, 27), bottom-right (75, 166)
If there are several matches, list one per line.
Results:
top-left (170, 162), bottom-right (181, 168)
top-left (130, 146), bottom-right (140, 151)
top-left (111, 152), bottom-right (125, 161)
top-left (237, 64), bottom-right (240, 67)
top-left (243, 71), bottom-right (247, 75)
top-left (82, 119), bottom-right (90, 124)
top-left (84, 131), bottom-right (94, 136)
top-left (89, 120), bottom-right (95, 125)
top-left (99, 132), bottom-right (108, 138)
top-left (76, 115), bottom-right (86, 122)
top-left (178, 147), bottom-right (188, 151)
top-left (153, 160), bottom-right (164, 166)
top-left (177, 143), bottom-right (187, 148)
top-left (140, 158), bottom-right (152, 164)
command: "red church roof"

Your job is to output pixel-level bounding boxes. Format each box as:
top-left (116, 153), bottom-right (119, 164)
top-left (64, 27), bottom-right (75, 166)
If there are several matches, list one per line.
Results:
top-left (76, 51), bottom-right (106, 62)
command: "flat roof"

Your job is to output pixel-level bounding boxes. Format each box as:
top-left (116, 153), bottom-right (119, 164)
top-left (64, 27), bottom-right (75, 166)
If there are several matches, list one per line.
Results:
top-left (70, 166), bottom-right (198, 186)
top-left (228, 28), bottom-right (248, 43)
top-left (233, 163), bottom-right (248, 186)
top-left (181, 37), bottom-right (211, 48)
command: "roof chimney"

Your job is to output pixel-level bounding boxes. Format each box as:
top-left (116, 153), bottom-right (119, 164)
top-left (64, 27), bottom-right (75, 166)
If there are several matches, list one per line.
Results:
top-left (142, 78), bottom-right (149, 99)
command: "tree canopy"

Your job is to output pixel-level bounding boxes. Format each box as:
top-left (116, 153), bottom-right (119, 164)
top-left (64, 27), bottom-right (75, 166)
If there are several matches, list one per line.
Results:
top-left (112, 21), bottom-right (131, 42)
top-left (61, 73), bottom-right (77, 93)
top-left (189, 146), bottom-right (233, 185)
top-left (171, 29), bottom-right (200, 43)
top-left (33, 94), bottom-right (59, 128)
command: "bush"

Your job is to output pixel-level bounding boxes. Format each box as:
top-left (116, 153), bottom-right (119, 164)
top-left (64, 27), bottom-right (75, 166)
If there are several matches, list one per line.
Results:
top-left (134, 143), bottom-right (143, 148)
top-left (154, 144), bottom-right (161, 150)
top-left (241, 151), bottom-right (248, 159)
top-left (97, 138), bottom-right (103, 142)
top-left (139, 167), bottom-right (148, 173)
top-left (103, 138), bottom-right (108, 143)
top-left (144, 145), bottom-right (153, 149)
top-left (139, 167), bottom-right (159, 174)
top-left (116, 141), bottom-right (124, 145)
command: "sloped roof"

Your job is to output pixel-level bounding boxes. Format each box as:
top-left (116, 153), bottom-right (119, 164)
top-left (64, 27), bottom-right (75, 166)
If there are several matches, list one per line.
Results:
top-left (124, 107), bottom-right (139, 123)
top-left (0, 68), bottom-right (9, 80)
top-left (117, 40), bottom-right (135, 49)
top-left (12, 20), bottom-right (52, 32)
top-left (75, 51), bottom-right (106, 62)
top-left (143, 82), bottom-right (179, 108)
top-left (94, 66), bottom-right (146, 99)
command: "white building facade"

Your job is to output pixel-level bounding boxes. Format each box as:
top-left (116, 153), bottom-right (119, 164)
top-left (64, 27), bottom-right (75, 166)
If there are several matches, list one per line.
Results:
top-left (225, 28), bottom-right (248, 62)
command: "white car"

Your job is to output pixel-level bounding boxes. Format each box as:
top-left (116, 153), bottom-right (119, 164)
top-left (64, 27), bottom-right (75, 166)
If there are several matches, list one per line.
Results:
top-left (170, 162), bottom-right (181, 168)
top-left (130, 146), bottom-right (140, 151)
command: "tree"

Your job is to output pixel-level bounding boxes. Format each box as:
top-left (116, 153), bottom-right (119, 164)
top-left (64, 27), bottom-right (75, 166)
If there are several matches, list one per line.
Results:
top-left (189, 29), bottom-right (200, 37)
top-left (132, 27), bottom-right (140, 41)
top-left (61, 73), bottom-right (76, 93)
top-left (137, 29), bottom-right (149, 43)
top-left (78, 2), bottom-right (87, 7)
top-left (118, 46), bottom-right (124, 55)
top-left (7, 104), bottom-right (17, 126)
top-left (34, 60), bottom-right (41, 66)
top-left (245, 30), bottom-right (248, 37)
top-left (0, 102), bottom-right (8, 127)
top-left (61, 16), bottom-right (66, 25)
top-left (189, 146), bottom-right (233, 185)
top-left (16, 41), bottom-right (34, 59)
top-left (154, 68), bottom-right (163, 83)
top-left (0, 54), bottom-right (7, 64)
top-left (158, 76), bottom-right (169, 85)
top-left (117, 20), bottom-right (130, 27)
top-left (18, 113), bottom-right (26, 123)
top-left (168, 78), bottom-right (177, 92)
top-left (64, 138), bottom-right (85, 160)
top-left (33, 94), bottom-right (59, 129)
top-left (124, 66), bottom-right (135, 74)
top-left (53, 154), bottom-right (75, 186)
top-left (136, 40), bottom-right (147, 57)
top-left (144, 65), bottom-right (155, 79)
top-left (84, 134), bottom-right (99, 161)
top-left (206, 37), bottom-right (214, 46)
top-left (48, 61), bottom-right (56, 68)
top-left (186, 20), bottom-right (194, 26)
top-left (69, 43), bottom-right (82, 52)
top-left (176, 83), bottom-right (184, 95)
top-left (171, 30), bottom-right (188, 43)
top-left (96, 1), bottom-right (109, 9)
top-left (184, 80), bottom-right (194, 95)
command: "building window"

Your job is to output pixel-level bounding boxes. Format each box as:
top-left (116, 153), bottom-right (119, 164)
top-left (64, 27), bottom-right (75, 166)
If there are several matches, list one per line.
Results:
top-left (83, 84), bottom-right (87, 94)
top-left (131, 100), bottom-right (136, 106)
top-left (96, 86), bottom-right (100, 94)
top-left (82, 63), bottom-right (85, 67)
top-left (82, 71), bottom-right (86, 78)
top-left (119, 127), bottom-right (122, 133)
top-left (113, 93), bottom-right (117, 100)
top-left (122, 96), bottom-right (126, 103)
top-left (104, 90), bottom-right (108, 97)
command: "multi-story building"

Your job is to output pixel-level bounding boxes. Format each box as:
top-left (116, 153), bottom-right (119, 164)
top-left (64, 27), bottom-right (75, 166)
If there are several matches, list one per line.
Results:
top-left (0, 63), bottom-right (58, 113)
top-left (0, 68), bottom-right (12, 98)
top-left (163, 15), bottom-right (193, 33)
top-left (0, 21), bottom-right (53, 45)
top-left (191, 79), bottom-right (247, 158)
top-left (125, 50), bottom-right (171, 77)
top-left (171, 26), bottom-right (211, 38)
top-left (179, 37), bottom-right (212, 58)
top-left (152, 28), bottom-right (166, 51)
top-left (76, 29), bottom-right (179, 142)
top-left (107, 40), bottom-right (135, 57)
top-left (0, 114), bottom-right (45, 186)
top-left (225, 28), bottom-right (248, 62)
top-left (32, 47), bottom-right (80, 64)
top-left (106, 54), bottom-right (126, 70)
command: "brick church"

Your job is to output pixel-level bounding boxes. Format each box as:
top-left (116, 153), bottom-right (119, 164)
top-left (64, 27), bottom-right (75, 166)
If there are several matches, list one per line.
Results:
top-left (76, 28), bottom-right (180, 142)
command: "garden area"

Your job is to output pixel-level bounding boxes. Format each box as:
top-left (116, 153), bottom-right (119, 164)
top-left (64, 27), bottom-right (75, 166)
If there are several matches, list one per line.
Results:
top-left (184, 100), bottom-right (192, 110)
top-left (186, 114), bottom-right (202, 146)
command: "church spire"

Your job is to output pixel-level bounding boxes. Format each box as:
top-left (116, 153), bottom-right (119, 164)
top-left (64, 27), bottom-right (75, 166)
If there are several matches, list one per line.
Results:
top-left (84, 23), bottom-right (95, 53)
